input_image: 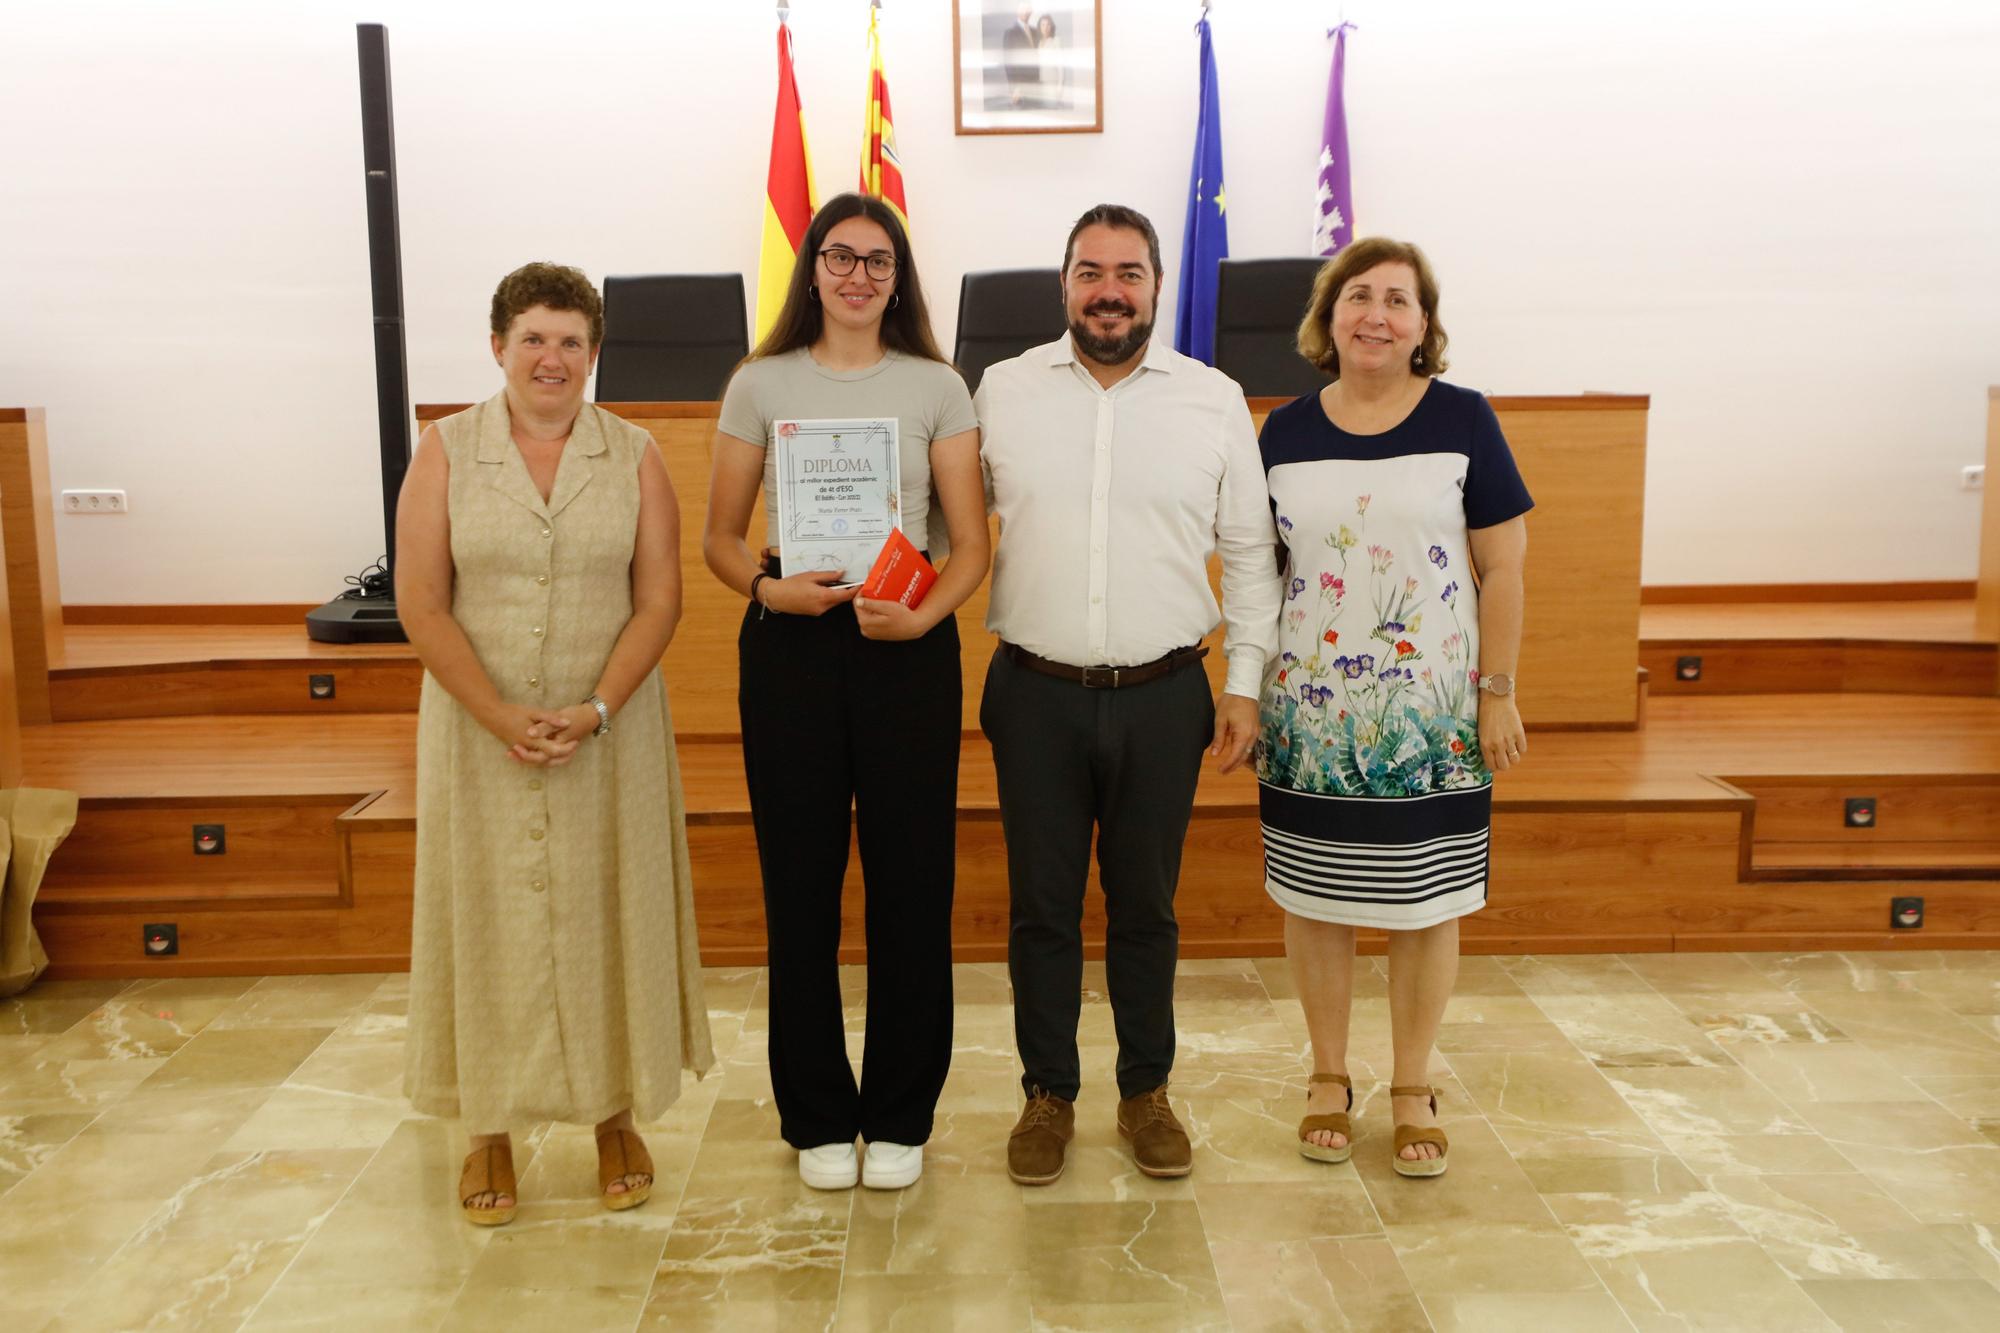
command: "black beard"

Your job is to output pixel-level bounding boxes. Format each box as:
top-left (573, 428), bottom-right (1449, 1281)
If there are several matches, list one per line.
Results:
top-left (1068, 305), bottom-right (1154, 366)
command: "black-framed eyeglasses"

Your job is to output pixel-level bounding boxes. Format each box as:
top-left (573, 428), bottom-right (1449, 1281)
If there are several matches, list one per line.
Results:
top-left (819, 247), bottom-right (897, 281)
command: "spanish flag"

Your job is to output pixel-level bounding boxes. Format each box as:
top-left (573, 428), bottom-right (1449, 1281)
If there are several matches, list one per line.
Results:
top-left (858, 3), bottom-right (907, 230)
top-left (757, 15), bottom-right (817, 341)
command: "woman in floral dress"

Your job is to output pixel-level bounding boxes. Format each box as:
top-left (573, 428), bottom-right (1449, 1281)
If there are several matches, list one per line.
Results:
top-left (1256, 238), bottom-right (1532, 1177)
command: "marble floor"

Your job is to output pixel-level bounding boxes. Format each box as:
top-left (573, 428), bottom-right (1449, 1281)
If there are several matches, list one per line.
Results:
top-left (4, 951), bottom-right (2000, 1331)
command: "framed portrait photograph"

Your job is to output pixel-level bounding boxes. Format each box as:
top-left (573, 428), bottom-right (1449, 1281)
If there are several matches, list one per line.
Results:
top-left (953, 0), bottom-right (1103, 135)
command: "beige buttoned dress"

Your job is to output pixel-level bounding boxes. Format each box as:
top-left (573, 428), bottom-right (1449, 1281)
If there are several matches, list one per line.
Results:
top-left (404, 393), bottom-right (714, 1128)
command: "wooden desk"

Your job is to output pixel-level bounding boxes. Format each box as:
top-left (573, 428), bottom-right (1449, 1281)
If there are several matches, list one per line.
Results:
top-left (0, 409), bottom-right (63, 725)
top-left (418, 393), bottom-right (1649, 731)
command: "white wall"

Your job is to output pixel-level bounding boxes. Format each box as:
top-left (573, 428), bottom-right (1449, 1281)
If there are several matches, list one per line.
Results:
top-left (5, 0), bottom-right (1997, 603)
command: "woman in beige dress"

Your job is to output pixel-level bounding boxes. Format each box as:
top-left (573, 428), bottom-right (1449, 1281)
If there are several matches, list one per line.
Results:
top-left (396, 262), bottom-right (713, 1225)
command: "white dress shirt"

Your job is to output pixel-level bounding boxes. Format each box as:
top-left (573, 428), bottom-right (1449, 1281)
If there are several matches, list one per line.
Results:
top-left (975, 335), bottom-right (1282, 699)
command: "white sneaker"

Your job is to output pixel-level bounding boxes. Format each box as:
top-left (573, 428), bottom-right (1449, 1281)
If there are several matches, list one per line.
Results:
top-left (861, 1141), bottom-right (923, 1190)
top-left (798, 1142), bottom-right (859, 1190)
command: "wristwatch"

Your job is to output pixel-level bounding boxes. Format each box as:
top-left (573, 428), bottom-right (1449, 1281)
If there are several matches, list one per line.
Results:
top-left (1477, 673), bottom-right (1516, 698)
top-left (585, 694), bottom-right (611, 736)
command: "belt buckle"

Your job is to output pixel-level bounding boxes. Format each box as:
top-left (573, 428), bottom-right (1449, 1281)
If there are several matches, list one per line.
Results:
top-left (1080, 664), bottom-right (1121, 689)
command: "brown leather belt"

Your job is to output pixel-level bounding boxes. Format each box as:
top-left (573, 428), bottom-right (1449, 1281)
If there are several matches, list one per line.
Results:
top-left (1002, 642), bottom-right (1208, 689)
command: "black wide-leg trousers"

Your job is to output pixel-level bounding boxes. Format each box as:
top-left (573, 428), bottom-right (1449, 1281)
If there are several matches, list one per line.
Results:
top-left (738, 597), bottom-right (960, 1148)
top-left (979, 646), bottom-right (1214, 1101)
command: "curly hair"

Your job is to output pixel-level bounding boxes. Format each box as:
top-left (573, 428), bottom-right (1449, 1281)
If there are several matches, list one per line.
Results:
top-left (490, 262), bottom-right (605, 348)
top-left (1296, 237), bottom-right (1449, 380)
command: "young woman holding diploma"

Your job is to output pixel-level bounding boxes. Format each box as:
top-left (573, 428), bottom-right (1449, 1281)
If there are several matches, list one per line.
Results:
top-left (704, 193), bottom-right (987, 1191)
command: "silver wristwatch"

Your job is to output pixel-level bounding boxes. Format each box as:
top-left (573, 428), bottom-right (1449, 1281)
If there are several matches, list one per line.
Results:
top-left (1476, 673), bottom-right (1516, 698)
top-left (585, 694), bottom-right (611, 736)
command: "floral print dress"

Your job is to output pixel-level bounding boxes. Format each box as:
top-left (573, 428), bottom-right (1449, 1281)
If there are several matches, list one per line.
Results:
top-left (1254, 381), bottom-right (1533, 929)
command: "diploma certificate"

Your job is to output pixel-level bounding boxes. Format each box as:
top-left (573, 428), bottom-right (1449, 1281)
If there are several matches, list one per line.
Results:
top-left (773, 417), bottom-right (901, 582)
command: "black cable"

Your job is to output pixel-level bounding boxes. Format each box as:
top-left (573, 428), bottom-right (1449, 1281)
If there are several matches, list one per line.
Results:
top-left (336, 555), bottom-right (393, 601)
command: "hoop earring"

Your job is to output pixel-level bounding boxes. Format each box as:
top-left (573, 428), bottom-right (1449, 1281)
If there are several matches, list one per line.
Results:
top-left (809, 287), bottom-right (819, 302)
top-left (889, 292), bottom-right (900, 310)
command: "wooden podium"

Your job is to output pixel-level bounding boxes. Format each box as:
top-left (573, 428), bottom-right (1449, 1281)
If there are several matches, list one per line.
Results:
top-left (418, 393), bottom-right (1650, 732)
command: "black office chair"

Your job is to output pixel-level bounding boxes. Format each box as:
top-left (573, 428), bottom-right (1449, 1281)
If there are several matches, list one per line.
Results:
top-left (595, 274), bottom-right (748, 402)
top-left (1212, 257), bottom-right (1328, 398)
top-left (953, 268), bottom-right (1064, 395)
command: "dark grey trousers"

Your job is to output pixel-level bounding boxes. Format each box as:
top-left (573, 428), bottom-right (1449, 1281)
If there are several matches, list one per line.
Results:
top-left (979, 645), bottom-right (1214, 1100)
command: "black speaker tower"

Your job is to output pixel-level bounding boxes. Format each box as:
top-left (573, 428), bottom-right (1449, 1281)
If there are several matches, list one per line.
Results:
top-left (307, 23), bottom-right (412, 643)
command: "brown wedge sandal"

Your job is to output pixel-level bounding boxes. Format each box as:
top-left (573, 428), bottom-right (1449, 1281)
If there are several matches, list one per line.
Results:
top-left (596, 1127), bottom-right (654, 1212)
top-left (1298, 1072), bottom-right (1355, 1164)
top-left (459, 1142), bottom-right (518, 1226)
top-left (1389, 1085), bottom-right (1449, 1179)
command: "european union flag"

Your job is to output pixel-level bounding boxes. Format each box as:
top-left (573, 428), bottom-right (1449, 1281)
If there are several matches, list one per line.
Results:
top-left (1174, 12), bottom-right (1228, 365)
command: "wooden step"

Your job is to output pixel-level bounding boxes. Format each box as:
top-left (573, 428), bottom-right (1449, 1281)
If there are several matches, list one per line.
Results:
top-left (37, 793), bottom-right (370, 914)
top-left (1752, 841), bottom-right (2000, 879)
top-left (1639, 599), bottom-right (1996, 696)
top-left (50, 626), bottom-right (420, 720)
top-left (21, 694), bottom-right (2000, 977)
top-left (1727, 774), bottom-right (2000, 879)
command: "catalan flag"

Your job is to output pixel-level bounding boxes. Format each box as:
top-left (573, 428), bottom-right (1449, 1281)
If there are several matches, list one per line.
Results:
top-left (757, 14), bottom-right (818, 341)
top-left (859, 2), bottom-right (907, 229)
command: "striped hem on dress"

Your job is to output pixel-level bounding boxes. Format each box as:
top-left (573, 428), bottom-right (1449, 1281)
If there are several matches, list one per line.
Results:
top-left (1257, 780), bottom-right (1492, 930)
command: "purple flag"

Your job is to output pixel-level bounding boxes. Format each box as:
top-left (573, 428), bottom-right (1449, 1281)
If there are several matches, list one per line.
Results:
top-left (1314, 23), bottom-right (1355, 256)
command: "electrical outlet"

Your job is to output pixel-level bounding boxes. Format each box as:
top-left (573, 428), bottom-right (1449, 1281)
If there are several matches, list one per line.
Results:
top-left (1964, 465), bottom-right (1985, 491)
top-left (143, 923), bottom-right (179, 956)
top-left (61, 489), bottom-right (128, 514)
top-left (308, 674), bottom-right (336, 700)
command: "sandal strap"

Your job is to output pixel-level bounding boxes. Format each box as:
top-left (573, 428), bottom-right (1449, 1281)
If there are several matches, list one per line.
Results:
top-left (1307, 1072), bottom-right (1352, 1087)
top-left (1298, 1112), bottom-right (1353, 1140)
top-left (1394, 1123), bottom-right (1450, 1154)
top-left (459, 1143), bottom-right (516, 1206)
top-left (596, 1127), bottom-right (654, 1191)
top-left (1389, 1084), bottom-right (1439, 1113)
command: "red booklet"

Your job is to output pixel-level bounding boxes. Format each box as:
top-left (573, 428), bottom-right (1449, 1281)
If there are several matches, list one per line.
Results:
top-left (858, 528), bottom-right (938, 609)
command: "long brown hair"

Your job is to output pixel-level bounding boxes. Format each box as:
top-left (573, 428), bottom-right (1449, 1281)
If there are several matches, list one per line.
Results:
top-left (747, 193), bottom-right (946, 364)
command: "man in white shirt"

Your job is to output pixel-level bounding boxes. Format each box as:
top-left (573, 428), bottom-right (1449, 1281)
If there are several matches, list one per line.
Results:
top-left (975, 203), bottom-right (1281, 1185)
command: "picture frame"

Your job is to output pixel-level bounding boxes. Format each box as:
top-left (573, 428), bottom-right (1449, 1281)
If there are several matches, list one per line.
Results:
top-left (953, 0), bottom-right (1103, 135)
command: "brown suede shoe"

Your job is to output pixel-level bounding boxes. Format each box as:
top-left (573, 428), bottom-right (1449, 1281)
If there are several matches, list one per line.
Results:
top-left (1117, 1086), bottom-right (1192, 1178)
top-left (1007, 1087), bottom-right (1075, 1185)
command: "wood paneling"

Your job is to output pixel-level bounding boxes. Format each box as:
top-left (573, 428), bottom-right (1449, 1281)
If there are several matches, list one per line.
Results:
top-left (37, 794), bottom-right (360, 912)
top-left (0, 411), bottom-right (63, 723)
top-left (1484, 404), bottom-right (1646, 726)
top-left (1639, 639), bottom-right (1998, 697)
top-left (64, 604), bottom-right (319, 625)
top-left (36, 822), bottom-right (414, 980)
top-left (1734, 774), bottom-right (2000, 844)
top-left (55, 625), bottom-right (420, 670)
top-left (1641, 599), bottom-right (1984, 643)
top-left (1728, 774), bottom-right (2000, 879)
top-left (1979, 387), bottom-right (2000, 646)
top-left (1647, 581), bottom-right (1976, 604)
top-left (26, 646), bottom-right (2000, 977)
top-left (51, 659), bottom-right (422, 721)
top-left (419, 396), bottom-right (1649, 731)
